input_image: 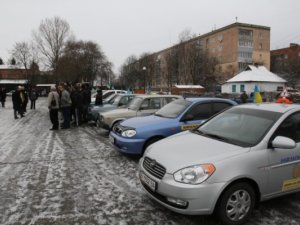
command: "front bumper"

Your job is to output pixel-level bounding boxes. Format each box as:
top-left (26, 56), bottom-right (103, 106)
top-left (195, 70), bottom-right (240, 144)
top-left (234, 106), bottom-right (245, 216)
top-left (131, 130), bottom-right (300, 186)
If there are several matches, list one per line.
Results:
top-left (138, 158), bottom-right (225, 215)
top-left (109, 131), bottom-right (145, 155)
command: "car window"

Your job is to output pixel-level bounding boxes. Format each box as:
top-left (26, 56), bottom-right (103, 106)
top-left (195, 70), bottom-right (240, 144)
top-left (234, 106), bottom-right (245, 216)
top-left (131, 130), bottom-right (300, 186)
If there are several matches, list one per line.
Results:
top-left (155, 99), bottom-right (192, 118)
top-left (128, 97), bottom-right (143, 110)
top-left (272, 112), bottom-right (300, 143)
top-left (213, 102), bottom-right (232, 114)
top-left (103, 92), bottom-right (114, 99)
top-left (185, 103), bottom-right (212, 120)
top-left (140, 98), bottom-right (161, 110)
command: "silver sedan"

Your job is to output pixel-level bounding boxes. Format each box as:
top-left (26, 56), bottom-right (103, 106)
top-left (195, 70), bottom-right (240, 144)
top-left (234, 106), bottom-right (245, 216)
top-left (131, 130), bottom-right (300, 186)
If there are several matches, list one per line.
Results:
top-left (139, 103), bottom-right (300, 225)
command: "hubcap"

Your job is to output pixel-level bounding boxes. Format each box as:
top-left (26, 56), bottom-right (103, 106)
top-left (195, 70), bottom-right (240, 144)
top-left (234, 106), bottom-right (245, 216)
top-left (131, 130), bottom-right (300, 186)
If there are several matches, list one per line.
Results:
top-left (226, 189), bottom-right (251, 222)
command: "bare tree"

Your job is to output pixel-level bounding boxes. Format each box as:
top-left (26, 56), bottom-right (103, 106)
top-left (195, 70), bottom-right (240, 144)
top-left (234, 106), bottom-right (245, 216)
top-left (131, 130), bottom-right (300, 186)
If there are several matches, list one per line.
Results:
top-left (11, 42), bottom-right (32, 75)
top-left (33, 17), bottom-right (71, 75)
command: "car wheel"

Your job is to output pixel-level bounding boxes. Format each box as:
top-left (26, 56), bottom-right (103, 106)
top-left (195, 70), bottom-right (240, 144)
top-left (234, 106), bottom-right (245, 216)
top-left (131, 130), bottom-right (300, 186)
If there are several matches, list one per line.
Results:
top-left (217, 182), bottom-right (255, 225)
top-left (143, 137), bottom-right (162, 155)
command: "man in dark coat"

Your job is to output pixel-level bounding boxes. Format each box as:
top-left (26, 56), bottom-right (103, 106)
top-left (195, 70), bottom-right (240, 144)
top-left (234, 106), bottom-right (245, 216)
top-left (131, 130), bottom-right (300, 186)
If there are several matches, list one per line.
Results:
top-left (29, 87), bottom-right (38, 110)
top-left (1, 87), bottom-right (6, 107)
top-left (12, 86), bottom-right (23, 119)
top-left (82, 84), bottom-right (91, 122)
top-left (95, 88), bottom-right (103, 106)
top-left (72, 85), bottom-right (84, 126)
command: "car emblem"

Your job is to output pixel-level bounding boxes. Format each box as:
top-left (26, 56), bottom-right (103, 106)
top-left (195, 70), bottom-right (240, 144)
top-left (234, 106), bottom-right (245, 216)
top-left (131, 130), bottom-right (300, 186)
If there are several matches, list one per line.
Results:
top-left (150, 160), bottom-right (157, 168)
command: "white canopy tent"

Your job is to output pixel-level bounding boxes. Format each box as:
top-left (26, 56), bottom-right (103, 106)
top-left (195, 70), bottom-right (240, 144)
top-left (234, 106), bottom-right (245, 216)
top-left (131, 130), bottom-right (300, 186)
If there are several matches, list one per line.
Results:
top-left (221, 66), bottom-right (287, 94)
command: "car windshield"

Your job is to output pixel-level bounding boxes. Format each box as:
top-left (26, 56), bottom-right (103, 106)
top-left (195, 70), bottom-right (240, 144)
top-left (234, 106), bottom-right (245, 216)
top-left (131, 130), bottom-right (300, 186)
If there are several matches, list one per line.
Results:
top-left (155, 99), bottom-right (192, 118)
top-left (127, 97), bottom-right (143, 110)
top-left (111, 95), bottom-right (122, 106)
top-left (106, 94), bottom-right (117, 104)
top-left (196, 107), bottom-right (282, 147)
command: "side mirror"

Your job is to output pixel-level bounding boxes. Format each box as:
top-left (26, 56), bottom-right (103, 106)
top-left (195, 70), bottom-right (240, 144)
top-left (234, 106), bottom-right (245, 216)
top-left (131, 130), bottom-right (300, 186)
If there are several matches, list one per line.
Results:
top-left (272, 136), bottom-right (296, 149)
top-left (182, 114), bottom-right (194, 121)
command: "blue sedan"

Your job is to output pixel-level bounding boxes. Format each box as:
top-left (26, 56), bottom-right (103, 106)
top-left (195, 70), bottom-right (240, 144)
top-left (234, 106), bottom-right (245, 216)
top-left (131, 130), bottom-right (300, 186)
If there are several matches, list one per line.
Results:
top-left (109, 98), bottom-right (237, 155)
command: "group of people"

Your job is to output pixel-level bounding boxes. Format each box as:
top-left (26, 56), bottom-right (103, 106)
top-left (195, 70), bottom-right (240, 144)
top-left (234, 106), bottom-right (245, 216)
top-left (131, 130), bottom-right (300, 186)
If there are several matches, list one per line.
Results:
top-left (0, 87), bottom-right (7, 107)
top-left (11, 86), bottom-right (39, 119)
top-left (48, 83), bottom-right (91, 130)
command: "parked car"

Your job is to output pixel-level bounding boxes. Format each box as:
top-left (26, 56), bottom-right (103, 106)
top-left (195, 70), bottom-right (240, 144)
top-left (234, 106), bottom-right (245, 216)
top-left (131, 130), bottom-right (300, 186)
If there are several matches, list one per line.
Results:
top-left (98, 95), bottom-right (182, 130)
top-left (89, 94), bottom-right (135, 121)
top-left (109, 98), bottom-right (236, 155)
top-left (139, 103), bottom-right (300, 225)
top-left (91, 90), bottom-right (127, 104)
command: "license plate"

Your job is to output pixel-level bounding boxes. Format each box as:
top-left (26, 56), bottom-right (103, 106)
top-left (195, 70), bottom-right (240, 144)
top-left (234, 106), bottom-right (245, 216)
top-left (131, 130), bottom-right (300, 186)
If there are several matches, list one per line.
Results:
top-left (109, 134), bottom-right (115, 144)
top-left (140, 172), bottom-right (156, 191)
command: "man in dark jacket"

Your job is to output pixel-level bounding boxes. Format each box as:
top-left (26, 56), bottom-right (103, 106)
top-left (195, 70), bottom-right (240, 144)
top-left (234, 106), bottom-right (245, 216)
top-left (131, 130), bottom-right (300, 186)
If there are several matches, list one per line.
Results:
top-left (95, 88), bottom-right (103, 106)
top-left (82, 84), bottom-right (91, 122)
top-left (72, 85), bottom-right (84, 126)
top-left (29, 87), bottom-right (38, 110)
top-left (12, 86), bottom-right (23, 119)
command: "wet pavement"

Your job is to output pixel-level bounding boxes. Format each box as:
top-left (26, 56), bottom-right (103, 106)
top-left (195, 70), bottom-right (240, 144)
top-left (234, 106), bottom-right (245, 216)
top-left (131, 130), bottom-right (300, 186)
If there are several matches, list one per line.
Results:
top-left (0, 97), bottom-right (300, 225)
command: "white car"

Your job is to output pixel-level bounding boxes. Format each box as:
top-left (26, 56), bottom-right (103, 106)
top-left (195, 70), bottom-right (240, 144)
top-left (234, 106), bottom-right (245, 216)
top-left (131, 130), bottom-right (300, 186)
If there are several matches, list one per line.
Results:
top-left (91, 90), bottom-right (127, 104)
top-left (140, 103), bottom-right (300, 225)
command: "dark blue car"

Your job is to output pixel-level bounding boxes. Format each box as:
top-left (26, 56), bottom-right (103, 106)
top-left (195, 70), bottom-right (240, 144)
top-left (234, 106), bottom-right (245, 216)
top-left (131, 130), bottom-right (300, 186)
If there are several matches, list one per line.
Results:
top-left (109, 98), bottom-right (237, 155)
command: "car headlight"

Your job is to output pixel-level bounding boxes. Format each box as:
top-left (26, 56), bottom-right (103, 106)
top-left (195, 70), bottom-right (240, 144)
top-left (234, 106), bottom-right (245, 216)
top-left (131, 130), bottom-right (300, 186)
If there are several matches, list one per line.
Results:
top-left (121, 130), bottom-right (136, 137)
top-left (174, 164), bottom-right (215, 185)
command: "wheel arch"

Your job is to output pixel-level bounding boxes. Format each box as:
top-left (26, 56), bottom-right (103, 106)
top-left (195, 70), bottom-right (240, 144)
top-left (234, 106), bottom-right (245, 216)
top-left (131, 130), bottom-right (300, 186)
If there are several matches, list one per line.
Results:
top-left (213, 177), bottom-right (261, 213)
top-left (142, 135), bottom-right (166, 152)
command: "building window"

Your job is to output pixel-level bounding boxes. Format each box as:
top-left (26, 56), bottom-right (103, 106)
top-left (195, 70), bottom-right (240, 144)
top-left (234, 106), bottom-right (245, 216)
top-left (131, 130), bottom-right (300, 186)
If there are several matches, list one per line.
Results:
top-left (232, 85), bottom-right (236, 93)
top-left (259, 32), bottom-right (263, 39)
top-left (240, 84), bottom-right (245, 92)
top-left (284, 54), bottom-right (288, 59)
top-left (298, 52), bottom-right (300, 57)
top-left (259, 43), bottom-right (263, 50)
top-left (218, 34), bottom-right (223, 42)
top-left (219, 45), bottom-right (223, 51)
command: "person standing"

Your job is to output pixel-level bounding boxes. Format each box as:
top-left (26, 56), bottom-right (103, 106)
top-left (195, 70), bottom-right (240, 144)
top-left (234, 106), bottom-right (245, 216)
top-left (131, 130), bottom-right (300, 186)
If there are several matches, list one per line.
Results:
top-left (240, 91), bottom-right (248, 104)
top-left (30, 87), bottom-right (38, 110)
top-left (95, 88), bottom-right (103, 106)
top-left (73, 85), bottom-right (84, 126)
top-left (0, 87), bottom-right (6, 107)
top-left (12, 86), bottom-right (23, 119)
top-left (58, 84), bottom-right (72, 129)
top-left (48, 86), bottom-right (60, 130)
top-left (82, 84), bottom-right (91, 122)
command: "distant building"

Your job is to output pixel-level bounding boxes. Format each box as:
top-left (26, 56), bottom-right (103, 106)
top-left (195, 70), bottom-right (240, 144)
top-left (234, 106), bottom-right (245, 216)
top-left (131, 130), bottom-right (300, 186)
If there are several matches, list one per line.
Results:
top-left (0, 65), bottom-right (29, 80)
top-left (221, 65), bottom-right (286, 94)
top-left (271, 43), bottom-right (300, 87)
top-left (138, 22), bottom-right (271, 90)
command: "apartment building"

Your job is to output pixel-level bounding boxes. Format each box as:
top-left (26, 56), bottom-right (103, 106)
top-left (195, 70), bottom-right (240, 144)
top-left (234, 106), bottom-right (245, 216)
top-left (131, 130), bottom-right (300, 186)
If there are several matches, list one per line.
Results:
top-left (145, 22), bottom-right (271, 89)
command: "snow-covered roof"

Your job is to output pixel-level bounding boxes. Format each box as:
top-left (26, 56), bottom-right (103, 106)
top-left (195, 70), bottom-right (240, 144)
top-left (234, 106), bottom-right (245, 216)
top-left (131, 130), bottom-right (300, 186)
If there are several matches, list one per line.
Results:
top-left (226, 66), bottom-right (287, 83)
top-left (0, 79), bottom-right (28, 84)
top-left (0, 65), bottom-right (26, 70)
top-left (174, 85), bottom-right (204, 89)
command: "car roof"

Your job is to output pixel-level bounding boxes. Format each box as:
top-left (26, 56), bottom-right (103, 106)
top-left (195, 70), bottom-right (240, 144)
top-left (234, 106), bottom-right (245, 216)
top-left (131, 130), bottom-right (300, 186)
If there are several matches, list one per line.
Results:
top-left (184, 97), bottom-right (236, 103)
top-left (133, 94), bottom-right (181, 98)
top-left (235, 103), bottom-right (300, 113)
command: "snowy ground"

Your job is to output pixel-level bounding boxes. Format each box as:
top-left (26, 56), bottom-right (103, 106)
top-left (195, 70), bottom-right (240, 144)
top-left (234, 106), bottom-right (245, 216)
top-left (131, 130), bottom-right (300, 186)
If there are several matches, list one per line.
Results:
top-left (0, 97), bottom-right (300, 225)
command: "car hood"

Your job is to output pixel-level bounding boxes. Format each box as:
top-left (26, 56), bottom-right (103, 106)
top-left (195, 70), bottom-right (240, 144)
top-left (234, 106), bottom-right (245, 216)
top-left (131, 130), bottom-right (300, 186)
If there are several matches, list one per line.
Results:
top-left (121, 115), bottom-right (172, 129)
top-left (101, 108), bottom-right (136, 118)
top-left (144, 131), bottom-right (249, 174)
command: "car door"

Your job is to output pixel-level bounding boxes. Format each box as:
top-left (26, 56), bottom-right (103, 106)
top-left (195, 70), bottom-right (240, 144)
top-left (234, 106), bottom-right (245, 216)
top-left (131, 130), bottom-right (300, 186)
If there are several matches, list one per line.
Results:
top-left (267, 112), bottom-right (300, 196)
top-left (136, 98), bottom-right (161, 116)
top-left (179, 102), bottom-right (213, 131)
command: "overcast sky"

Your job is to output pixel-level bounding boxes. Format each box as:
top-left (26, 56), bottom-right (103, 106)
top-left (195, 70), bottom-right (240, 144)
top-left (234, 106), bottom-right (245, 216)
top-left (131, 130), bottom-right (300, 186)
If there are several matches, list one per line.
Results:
top-left (1, 0), bottom-right (300, 73)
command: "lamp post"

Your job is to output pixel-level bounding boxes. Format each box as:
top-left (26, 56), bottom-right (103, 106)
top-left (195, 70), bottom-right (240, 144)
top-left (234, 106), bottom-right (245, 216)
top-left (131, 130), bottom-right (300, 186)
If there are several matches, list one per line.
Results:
top-left (142, 66), bottom-right (146, 93)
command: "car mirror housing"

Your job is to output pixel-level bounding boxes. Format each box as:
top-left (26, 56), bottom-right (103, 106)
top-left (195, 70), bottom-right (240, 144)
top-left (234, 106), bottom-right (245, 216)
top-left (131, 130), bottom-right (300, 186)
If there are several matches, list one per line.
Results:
top-left (272, 136), bottom-right (296, 149)
top-left (182, 114), bottom-right (194, 122)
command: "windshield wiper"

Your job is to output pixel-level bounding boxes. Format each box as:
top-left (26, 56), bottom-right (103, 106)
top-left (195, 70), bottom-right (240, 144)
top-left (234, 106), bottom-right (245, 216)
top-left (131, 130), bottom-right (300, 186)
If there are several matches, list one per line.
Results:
top-left (203, 133), bottom-right (229, 142)
top-left (190, 129), bottom-right (204, 135)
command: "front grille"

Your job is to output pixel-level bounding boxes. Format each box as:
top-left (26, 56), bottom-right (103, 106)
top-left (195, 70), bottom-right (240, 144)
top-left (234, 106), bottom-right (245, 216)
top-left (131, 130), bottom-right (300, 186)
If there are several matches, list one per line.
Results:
top-left (143, 157), bottom-right (166, 179)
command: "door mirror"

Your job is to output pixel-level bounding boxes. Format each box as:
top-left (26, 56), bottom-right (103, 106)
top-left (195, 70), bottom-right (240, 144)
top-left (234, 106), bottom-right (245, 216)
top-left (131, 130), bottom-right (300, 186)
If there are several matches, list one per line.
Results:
top-left (272, 136), bottom-right (296, 149)
top-left (182, 114), bottom-right (194, 122)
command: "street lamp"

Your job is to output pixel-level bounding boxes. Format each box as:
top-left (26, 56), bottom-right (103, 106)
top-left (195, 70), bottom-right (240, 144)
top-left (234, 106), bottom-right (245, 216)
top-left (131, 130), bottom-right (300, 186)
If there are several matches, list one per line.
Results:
top-left (142, 66), bottom-right (146, 93)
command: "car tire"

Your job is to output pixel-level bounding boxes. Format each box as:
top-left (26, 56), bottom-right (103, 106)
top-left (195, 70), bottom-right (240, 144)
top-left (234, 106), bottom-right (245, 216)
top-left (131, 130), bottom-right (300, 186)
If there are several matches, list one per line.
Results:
top-left (216, 182), bottom-right (255, 225)
top-left (143, 137), bottom-right (162, 155)
top-left (111, 121), bottom-right (122, 131)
